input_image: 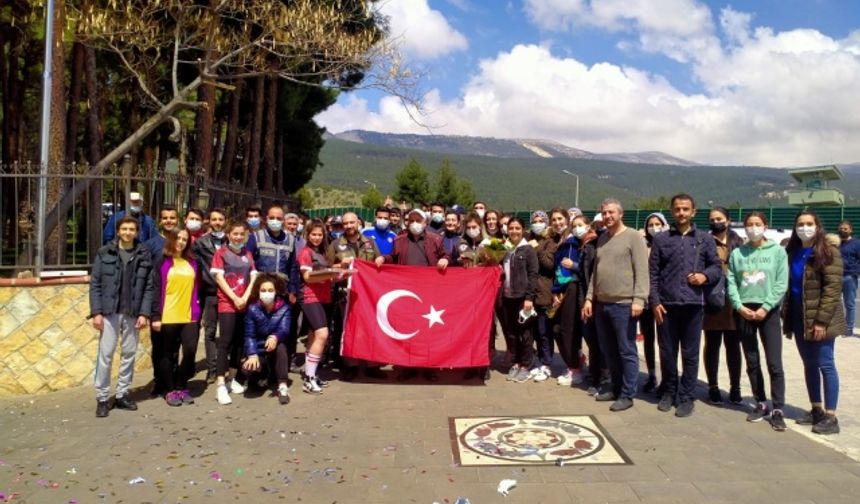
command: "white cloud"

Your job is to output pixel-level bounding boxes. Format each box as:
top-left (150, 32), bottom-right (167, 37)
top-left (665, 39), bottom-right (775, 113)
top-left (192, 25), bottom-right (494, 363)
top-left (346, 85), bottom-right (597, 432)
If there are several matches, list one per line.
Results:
top-left (318, 4), bottom-right (860, 166)
top-left (377, 0), bottom-right (468, 60)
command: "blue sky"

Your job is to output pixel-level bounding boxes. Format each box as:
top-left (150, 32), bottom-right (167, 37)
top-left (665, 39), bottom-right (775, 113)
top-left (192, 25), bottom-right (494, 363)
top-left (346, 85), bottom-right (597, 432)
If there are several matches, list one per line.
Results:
top-left (316, 0), bottom-right (860, 166)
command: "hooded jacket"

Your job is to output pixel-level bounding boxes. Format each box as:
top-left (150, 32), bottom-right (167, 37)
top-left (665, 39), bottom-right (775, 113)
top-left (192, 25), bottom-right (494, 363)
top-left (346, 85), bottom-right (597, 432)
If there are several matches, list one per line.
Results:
top-left (726, 239), bottom-right (788, 312)
top-left (89, 241), bottom-right (154, 318)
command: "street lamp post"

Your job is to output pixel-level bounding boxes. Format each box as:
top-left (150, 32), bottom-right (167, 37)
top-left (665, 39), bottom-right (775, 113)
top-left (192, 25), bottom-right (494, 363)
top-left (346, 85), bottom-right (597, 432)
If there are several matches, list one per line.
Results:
top-left (561, 170), bottom-right (580, 208)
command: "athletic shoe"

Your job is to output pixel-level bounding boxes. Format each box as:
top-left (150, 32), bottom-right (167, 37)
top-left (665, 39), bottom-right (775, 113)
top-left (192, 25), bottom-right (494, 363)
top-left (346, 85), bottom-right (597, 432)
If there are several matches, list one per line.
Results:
top-left (770, 409), bottom-right (787, 432)
top-left (586, 386), bottom-right (600, 396)
top-left (570, 368), bottom-right (584, 385)
top-left (216, 385), bottom-right (232, 405)
top-left (675, 400), bottom-right (695, 418)
top-left (642, 376), bottom-right (657, 394)
top-left (512, 367), bottom-right (531, 383)
top-left (229, 380), bottom-right (245, 394)
top-left (747, 402), bottom-right (769, 422)
top-left (206, 370), bottom-right (217, 384)
top-left (796, 407), bottom-right (826, 426)
top-left (315, 376), bottom-right (330, 388)
top-left (708, 387), bottom-right (723, 405)
top-left (609, 397), bottom-right (634, 412)
top-left (729, 389), bottom-right (743, 404)
top-left (303, 375), bottom-right (323, 395)
top-left (277, 383), bottom-right (291, 405)
top-left (657, 394), bottom-right (674, 412)
top-left (812, 415), bottom-right (840, 435)
top-left (595, 391), bottom-right (616, 402)
top-left (180, 390), bottom-right (194, 405)
top-left (114, 395), bottom-right (138, 411)
top-left (556, 370), bottom-right (573, 386)
top-left (165, 391), bottom-right (183, 407)
top-left (482, 367), bottom-right (491, 381)
top-left (506, 364), bottom-right (520, 381)
top-left (532, 365), bottom-right (551, 382)
top-left (95, 400), bottom-right (110, 418)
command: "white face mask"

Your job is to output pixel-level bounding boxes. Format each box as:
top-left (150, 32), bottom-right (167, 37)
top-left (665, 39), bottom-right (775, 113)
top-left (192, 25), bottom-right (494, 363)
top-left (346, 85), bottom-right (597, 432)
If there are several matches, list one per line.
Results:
top-left (186, 220), bottom-right (202, 232)
top-left (409, 222), bottom-right (425, 235)
top-left (431, 212), bottom-right (444, 224)
top-left (375, 218), bottom-right (390, 230)
top-left (746, 225), bottom-right (766, 242)
top-left (647, 226), bottom-right (664, 237)
top-left (796, 224), bottom-right (817, 241)
top-left (531, 222), bottom-right (547, 235)
top-left (466, 227), bottom-right (482, 239)
top-left (211, 230), bottom-right (225, 239)
top-left (259, 292), bottom-right (276, 304)
top-left (476, 209), bottom-right (485, 219)
top-left (572, 225), bottom-right (588, 239)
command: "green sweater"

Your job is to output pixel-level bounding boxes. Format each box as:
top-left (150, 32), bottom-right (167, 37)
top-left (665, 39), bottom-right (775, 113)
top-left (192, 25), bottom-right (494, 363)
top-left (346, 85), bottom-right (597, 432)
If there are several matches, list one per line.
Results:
top-left (727, 239), bottom-right (788, 312)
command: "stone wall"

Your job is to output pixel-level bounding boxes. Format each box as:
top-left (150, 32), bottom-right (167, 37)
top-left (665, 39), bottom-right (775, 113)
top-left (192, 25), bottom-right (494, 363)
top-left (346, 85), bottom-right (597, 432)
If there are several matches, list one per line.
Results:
top-left (0, 279), bottom-right (152, 397)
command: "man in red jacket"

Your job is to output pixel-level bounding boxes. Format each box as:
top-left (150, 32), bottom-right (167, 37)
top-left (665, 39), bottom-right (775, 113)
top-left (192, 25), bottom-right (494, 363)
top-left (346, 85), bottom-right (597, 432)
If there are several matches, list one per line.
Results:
top-left (375, 209), bottom-right (450, 381)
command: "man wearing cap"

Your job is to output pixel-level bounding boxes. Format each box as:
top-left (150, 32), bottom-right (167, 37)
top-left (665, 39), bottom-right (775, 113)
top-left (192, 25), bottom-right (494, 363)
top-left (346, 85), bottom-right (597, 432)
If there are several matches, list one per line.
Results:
top-left (374, 209), bottom-right (450, 381)
top-left (103, 192), bottom-right (157, 244)
top-left (362, 207), bottom-right (397, 256)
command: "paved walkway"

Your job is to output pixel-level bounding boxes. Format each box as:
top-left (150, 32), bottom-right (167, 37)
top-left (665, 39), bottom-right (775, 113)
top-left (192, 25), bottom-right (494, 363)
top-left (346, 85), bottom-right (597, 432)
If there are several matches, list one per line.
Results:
top-left (1, 333), bottom-right (859, 503)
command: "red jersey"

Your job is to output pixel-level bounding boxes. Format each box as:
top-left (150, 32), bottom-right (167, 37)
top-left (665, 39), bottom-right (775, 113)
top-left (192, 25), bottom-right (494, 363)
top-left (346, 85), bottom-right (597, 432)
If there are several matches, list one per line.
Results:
top-left (298, 246), bottom-right (332, 304)
top-left (211, 246), bottom-right (256, 312)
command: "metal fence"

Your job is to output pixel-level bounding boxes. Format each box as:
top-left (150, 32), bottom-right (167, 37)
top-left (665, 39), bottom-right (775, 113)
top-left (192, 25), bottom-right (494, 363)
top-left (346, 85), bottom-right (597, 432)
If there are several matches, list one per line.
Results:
top-left (1, 161), bottom-right (294, 275)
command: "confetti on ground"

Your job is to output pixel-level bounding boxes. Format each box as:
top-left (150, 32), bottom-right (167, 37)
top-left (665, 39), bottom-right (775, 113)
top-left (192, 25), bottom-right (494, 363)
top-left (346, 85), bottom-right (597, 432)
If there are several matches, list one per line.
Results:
top-left (128, 477), bottom-right (146, 485)
top-left (497, 479), bottom-right (517, 496)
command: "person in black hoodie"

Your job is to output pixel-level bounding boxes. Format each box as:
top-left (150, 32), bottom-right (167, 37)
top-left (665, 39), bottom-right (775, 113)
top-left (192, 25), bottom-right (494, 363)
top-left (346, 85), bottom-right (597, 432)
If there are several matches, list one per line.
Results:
top-left (500, 218), bottom-right (539, 383)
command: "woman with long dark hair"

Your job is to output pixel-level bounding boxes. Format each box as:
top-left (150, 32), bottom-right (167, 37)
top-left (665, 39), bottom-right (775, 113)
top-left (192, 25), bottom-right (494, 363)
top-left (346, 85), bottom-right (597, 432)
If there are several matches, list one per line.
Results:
top-left (534, 208), bottom-right (568, 382)
top-left (298, 219), bottom-right (336, 394)
top-left (151, 228), bottom-right (201, 407)
top-left (784, 211), bottom-right (846, 434)
top-left (500, 217), bottom-right (539, 383)
top-left (484, 209), bottom-right (505, 240)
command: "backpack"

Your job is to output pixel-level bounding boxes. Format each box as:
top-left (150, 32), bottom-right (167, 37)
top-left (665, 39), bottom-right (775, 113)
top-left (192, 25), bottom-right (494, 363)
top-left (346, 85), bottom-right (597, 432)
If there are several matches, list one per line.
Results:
top-left (696, 232), bottom-right (726, 314)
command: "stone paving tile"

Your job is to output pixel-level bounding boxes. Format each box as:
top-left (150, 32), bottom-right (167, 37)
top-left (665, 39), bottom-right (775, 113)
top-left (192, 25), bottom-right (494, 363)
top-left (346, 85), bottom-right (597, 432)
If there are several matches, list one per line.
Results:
top-left (564, 481), bottom-right (640, 502)
top-left (629, 481), bottom-right (706, 501)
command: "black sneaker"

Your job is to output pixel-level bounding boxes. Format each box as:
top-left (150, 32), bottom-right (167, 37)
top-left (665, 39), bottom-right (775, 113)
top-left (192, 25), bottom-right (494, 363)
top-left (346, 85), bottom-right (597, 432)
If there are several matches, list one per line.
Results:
top-left (770, 409), bottom-right (787, 431)
top-left (595, 391), bottom-right (616, 402)
top-left (643, 376), bottom-right (657, 394)
top-left (114, 395), bottom-right (138, 411)
top-left (708, 388), bottom-right (723, 405)
top-left (609, 397), bottom-right (634, 412)
top-left (747, 403), bottom-right (770, 422)
top-left (796, 407), bottom-right (825, 425)
top-left (95, 400), bottom-right (110, 418)
top-left (812, 415), bottom-right (840, 435)
top-left (481, 367), bottom-right (491, 381)
top-left (206, 370), bottom-right (217, 385)
top-left (657, 394), bottom-right (674, 412)
top-left (729, 389), bottom-right (743, 404)
top-left (675, 400), bottom-right (695, 418)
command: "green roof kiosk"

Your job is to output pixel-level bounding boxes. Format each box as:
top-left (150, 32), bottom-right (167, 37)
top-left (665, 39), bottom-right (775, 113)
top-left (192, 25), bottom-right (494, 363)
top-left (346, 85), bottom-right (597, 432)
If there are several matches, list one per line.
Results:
top-left (787, 165), bottom-right (845, 207)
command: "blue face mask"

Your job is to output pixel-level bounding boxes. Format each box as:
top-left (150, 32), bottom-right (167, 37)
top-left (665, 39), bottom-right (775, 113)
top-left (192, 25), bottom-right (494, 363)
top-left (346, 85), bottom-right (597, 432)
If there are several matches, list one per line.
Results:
top-left (247, 217), bottom-right (260, 228)
top-left (129, 205), bottom-right (142, 215)
top-left (267, 219), bottom-right (283, 232)
top-left (228, 242), bottom-right (244, 253)
top-left (331, 231), bottom-right (344, 240)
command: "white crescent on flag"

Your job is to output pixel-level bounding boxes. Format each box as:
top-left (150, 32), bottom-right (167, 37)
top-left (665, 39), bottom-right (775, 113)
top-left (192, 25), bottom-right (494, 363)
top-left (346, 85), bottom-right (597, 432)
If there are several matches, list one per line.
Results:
top-left (376, 289), bottom-right (422, 340)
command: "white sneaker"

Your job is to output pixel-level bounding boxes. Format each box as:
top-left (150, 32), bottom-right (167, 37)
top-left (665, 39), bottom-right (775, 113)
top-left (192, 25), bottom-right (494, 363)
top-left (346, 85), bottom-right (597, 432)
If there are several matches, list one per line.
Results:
top-left (557, 370), bottom-right (573, 386)
top-left (229, 379), bottom-right (245, 394)
top-left (303, 375), bottom-right (322, 395)
top-left (277, 383), bottom-right (291, 405)
top-left (533, 365), bottom-right (551, 382)
top-left (570, 368), bottom-right (584, 385)
top-left (216, 385), bottom-right (232, 405)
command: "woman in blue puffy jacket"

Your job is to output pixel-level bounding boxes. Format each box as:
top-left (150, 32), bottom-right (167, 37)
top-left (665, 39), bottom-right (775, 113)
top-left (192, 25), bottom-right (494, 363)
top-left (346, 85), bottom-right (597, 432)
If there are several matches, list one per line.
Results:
top-left (243, 273), bottom-right (292, 405)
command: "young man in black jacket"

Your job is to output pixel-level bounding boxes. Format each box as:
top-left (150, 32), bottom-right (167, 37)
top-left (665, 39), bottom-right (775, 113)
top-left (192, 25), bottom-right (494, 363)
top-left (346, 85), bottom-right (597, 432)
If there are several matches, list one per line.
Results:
top-left (192, 208), bottom-right (228, 383)
top-left (89, 216), bottom-right (154, 418)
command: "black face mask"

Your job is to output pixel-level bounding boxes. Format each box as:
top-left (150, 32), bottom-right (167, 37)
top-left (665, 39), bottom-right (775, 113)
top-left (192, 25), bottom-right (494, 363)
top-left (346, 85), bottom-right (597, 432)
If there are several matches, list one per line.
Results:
top-left (839, 231), bottom-right (851, 239)
top-left (709, 222), bottom-right (727, 233)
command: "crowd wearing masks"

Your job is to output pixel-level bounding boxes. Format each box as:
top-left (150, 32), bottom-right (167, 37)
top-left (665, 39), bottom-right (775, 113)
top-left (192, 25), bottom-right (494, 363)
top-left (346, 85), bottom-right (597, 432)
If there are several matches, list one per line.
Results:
top-left (89, 193), bottom-right (849, 436)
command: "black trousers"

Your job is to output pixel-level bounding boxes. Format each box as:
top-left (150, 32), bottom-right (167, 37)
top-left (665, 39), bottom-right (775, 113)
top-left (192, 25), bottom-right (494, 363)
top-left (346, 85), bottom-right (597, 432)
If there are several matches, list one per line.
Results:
top-left (157, 322), bottom-right (200, 391)
top-left (639, 307), bottom-right (658, 372)
top-left (736, 304), bottom-right (785, 409)
top-left (704, 329), bottom-right (742, 392)
top-left (150, 327), bottom-right (166, 394)
top-left (556, 283), bottom-right (583, 370)
top-left (201, 295), bottom-right (219, 374)
top-left (246, 342), bottom-right (290, 384)
top-left (658, 305), bottom-right (704, 403)
top-left (500, 297), bottom-right (535, 367)
top-left (217, 313), bottom-right (246, 377)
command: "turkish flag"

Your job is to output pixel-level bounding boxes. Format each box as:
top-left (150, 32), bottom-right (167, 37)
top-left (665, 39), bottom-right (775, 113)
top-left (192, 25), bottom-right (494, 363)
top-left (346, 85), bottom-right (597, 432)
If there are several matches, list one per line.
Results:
top-left (342, 259), bottom-right (501, 368)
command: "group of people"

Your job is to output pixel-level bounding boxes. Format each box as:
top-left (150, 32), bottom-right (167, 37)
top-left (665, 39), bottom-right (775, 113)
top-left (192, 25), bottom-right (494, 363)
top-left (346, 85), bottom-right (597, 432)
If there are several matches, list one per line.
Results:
top-left (89, 191), bottom-right (853, 436)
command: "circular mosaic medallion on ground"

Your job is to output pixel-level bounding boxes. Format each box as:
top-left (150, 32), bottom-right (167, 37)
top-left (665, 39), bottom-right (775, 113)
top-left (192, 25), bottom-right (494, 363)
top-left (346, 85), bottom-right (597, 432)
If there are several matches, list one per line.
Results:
top-left (459, 417), bottom-right (606, 463)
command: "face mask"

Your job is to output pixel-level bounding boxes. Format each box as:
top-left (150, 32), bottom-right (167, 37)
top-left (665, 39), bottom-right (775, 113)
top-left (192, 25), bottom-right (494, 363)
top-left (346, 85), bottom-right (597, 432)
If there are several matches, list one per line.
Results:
top-left (531, 223), bottom-right (547, 235)
top-left (501, 224), bottom-right (508, 235)
top-left (129, 205), bottom-right (142, 215)
top-left (259, 292), bottom-right (276, 305)
top-left (647, 226), bottom-right (664, 237)
top-left (186, 220), bottom-right (202, 232)
top-left (746, 226), bottom-right (765, 242)
top-left (476, 209), bottom-right (485, 219)
top-left (247, 217), bottom-right (260, 228)
top-left (409, 222), bottom-right (425, 235)
top-left (211, 230), bottom-right (225, 239)
top-left (796, 225), bottom-right (817, 241)
top-left (375, 218), bottom-right (390, 230)
top-left (228, 242), bottom-right (244, 253)
top-left (431, 213), bottom-right (444, 224)
top-left (267, 219), bottom-right (283, 232)
top-left (572, 225), bottom-right (588, 239)
top-left (466, 228), bottom-right (482, 239)
top-left (331, 231), bottom-right (343, 239)
top-left (839, 230), bottom-right (850, 239)
top-left (709, 222), bottom-right (727, 234)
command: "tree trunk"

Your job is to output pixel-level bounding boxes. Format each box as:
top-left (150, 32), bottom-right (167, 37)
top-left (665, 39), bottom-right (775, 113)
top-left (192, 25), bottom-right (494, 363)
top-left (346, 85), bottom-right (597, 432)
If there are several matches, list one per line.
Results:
top-left (247, 75), bottom-right (265, 190)
top-left (84, 41), bottom-right (103, 261)
top-left (263, 74), bottom-right (277, 192)
top-left (194, 80), bottom-right (216, 181)
top-left (276, 131), bottom-right (285, 197)
top-left (220, 79), bottom-right (243, 182)
top-left (65, 42), bottom-right (84, 165)
top-left (2, 29), bottom-right (22, 165)
top-left (44, 1), bottom-right (67, 265)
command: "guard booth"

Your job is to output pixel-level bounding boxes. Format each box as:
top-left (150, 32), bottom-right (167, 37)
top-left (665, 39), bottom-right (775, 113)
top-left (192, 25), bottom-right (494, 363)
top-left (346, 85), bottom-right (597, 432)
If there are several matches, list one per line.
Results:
top-left (787, 165), bottom-right (845, 207)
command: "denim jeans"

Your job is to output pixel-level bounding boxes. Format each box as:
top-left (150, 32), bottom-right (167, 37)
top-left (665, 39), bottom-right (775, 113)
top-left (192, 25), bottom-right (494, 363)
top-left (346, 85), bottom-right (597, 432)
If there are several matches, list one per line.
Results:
top-left (736, 304), bottom-right (784, 410)
top-left (842, 275), bottom-right (858, 334)
top-left (794, 336), bottom-right (839, 411)
top-left (658, 305), bottom-right (704, 404)
top-left (535, 307), bottom-right (554, 366)
top-left (94, 314), bottom-right (139, 401)
top-left (594, 302), bottom-right (639, 399)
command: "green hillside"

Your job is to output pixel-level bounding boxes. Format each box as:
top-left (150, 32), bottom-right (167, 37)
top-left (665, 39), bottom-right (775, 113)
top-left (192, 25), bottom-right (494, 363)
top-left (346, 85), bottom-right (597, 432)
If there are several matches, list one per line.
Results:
top-left (314, 138), bottom-right (860, 212)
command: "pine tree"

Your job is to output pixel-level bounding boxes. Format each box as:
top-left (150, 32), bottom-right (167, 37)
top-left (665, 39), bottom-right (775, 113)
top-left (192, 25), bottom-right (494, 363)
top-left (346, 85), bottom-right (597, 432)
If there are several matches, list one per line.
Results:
top-left (395, 158), bottom-right (431, 205)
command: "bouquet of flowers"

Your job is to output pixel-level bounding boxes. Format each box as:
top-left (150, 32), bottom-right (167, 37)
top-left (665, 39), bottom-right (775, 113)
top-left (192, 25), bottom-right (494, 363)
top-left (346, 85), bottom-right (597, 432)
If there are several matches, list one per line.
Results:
top-left (478, 237), bottom-right (513, 266)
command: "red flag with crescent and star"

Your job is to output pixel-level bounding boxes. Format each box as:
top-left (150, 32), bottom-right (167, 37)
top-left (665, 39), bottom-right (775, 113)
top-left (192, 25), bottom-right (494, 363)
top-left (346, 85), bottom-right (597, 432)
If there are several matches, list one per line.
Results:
top-left (342, 259), bottom-right (502, 368)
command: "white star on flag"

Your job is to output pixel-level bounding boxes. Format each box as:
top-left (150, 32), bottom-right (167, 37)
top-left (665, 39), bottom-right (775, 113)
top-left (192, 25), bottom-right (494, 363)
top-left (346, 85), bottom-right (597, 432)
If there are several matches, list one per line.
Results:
top-left (422, 305), bottom-right (445, 328)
